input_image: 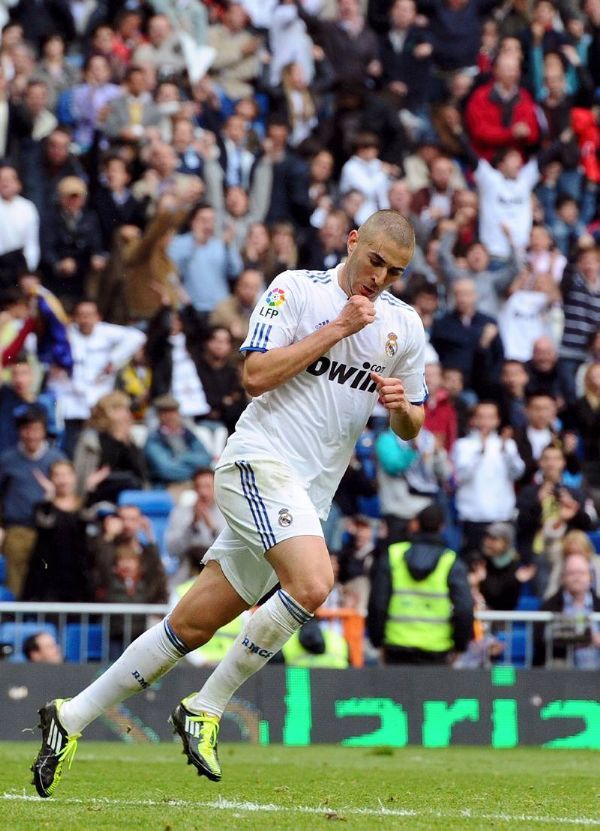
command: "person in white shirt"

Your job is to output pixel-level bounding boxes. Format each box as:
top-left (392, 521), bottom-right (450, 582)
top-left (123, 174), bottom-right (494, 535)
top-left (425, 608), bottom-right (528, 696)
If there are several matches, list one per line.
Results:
top-left (33, 209), bottom-right (427, 794)
top-left (48, 300), bottom-right (146, 456)
top-left (339, 132), bottom-right (391, 225)
top-left (0, 163), bottom-right (39, 290)
top-left (452, 400), bottom-right (525, 558)
top-left (475, 148), bottom-right (539, 262)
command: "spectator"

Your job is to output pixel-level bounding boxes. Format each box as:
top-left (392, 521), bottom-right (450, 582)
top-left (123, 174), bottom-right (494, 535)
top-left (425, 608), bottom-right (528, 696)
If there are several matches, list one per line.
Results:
top-left (421, 0), bottom-right (503, 73)
top-left (20, 127), bottom-right (87, 222)
top-left (299, 210), bottom-right (348, 272)
top-left (91, 155), bottom-right (147, 251)
top-left (115, 346), bottom-right (152, 424)
top-left (336, 514), bottom-right (379, 615)
top-left (557, 246), bottom-right (600, 405)
top-left (0, 403), bottom-right (65, 597)
top-left (368, 504), bottom-right (473, 665)
top-left (575, 330), bottom-right (600, 398)
top-left (0, 358), bottom-right (57, 454)
top-left (168, 203), bottom-right (243, 316)
top-left (31, 34), bottom-right (79, 110)
top-left (66, 54), bottom-right (121, 152)
top-left (430, 277), bottom-right (504, 393)
top-left (563, 362), bottom-right (600, 510)
top-left (534, 553), bottom-right (600, 668)
top-left (39, 176), bottom-right (106, 305)
top-left (339, 132), bottom-right (391, 226)
top-left (516, 443), bottom-right (596, 596)
top-left (194, 326), bottom-right (246, 435)
top-left (144, 394), bottom-right (212, 489)
top-left (0, 163), bottom-right (39, 292)
top-left (215, 114), bottom-right (257, 191)
top-left (256, 118), bottom-right (312, 227)
top-left (73, 391), bottom-right (147, 503)
top-left (210, 268), bottom-right (264, 352)
top-left (102, 65), bottom-right (162, 143)
top-left (20, 79), bottom-right (56, 142)
top-left (22, 459), bottom-right (94, 602)
top-left (132, 14), bottom-right (186, 76)
top-left (47, 300), bottom-right (145, 456)
top-left (207, 2), bottom-right (261, 103)
top-left (525, 336), bottom-right (562, 400)
top-left (464, 52), bottom-right (540, 162)
top-left (23, 631), bottom-right (63, 664)
top-left (411, 155), bottom-right (456, 240)
top-left (165, 467), bottom-right (227, 580)
top-left (513, 392), bottom-right (562, 484)
top-left (452, 400), bottom-right (525, 558)
top-left (474, 522), bottom-right (535, 610)
top-left (423, 360), bottom-right (458, 451)
top-left (91, 504), bottom-right (168, 657)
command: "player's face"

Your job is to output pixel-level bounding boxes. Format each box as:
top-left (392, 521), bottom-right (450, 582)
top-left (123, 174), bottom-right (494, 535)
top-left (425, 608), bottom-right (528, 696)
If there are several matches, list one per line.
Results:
top-left (342, 230), bottom-right (412, 299)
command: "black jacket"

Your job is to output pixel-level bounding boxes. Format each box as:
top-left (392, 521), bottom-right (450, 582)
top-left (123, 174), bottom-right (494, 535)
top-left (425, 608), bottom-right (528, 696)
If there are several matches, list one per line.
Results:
top-left (146, 305), bottom-right (209, 400)
top-left (92, 187), bottom-right (147, 250)
top-left (367, 532), bottom-right (474, 652)
top-left (40, 208), bottom-right (104, 299)
top-left (378, 25), bottom-right (433, 109)
top-left (516, 483), bottom-right (595, 565)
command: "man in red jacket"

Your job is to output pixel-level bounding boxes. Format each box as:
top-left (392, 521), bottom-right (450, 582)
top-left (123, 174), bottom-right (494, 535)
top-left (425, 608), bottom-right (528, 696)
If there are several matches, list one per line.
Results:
top-left (465, 53), bottom-right (539, 161)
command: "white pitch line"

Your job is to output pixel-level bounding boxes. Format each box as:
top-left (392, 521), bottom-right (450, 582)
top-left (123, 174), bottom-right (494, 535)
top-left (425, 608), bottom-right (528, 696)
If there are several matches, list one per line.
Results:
top-left (1, 792), bottom-right (599, 827)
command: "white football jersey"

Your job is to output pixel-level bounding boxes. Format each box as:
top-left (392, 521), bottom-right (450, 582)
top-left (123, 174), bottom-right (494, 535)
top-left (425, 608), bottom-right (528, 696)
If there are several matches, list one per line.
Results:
top-left (218, 266), bottom-right (427, 518)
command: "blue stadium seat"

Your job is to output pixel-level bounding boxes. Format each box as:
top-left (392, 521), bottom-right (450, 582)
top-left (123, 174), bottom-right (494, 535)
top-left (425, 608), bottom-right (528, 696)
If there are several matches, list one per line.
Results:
top-left (117, 489), bottom-right (174, 556)
top-left (588, 531), bottom-right (600, 554)
top-left (497, 624), bottom-right (531, 668)
top-left (64, 623), bottom-right (104, 662)
top-left (0, 622), bottom-right (58, 662)
top-left (0, 587), bottom-right (15, 601)
top-left (0, 554), bottom-right (6, 584)
top-left (516, 594), bottom-right (541, 612)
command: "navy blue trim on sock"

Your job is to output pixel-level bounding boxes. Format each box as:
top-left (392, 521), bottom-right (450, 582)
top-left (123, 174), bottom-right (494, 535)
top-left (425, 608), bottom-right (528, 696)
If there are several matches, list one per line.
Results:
top-left (164, 618), bottom-right (190, 656)
top-left (241, 461), bottom-right (277, 548)
top-left (278, 589), bottom-right (312, 625)
top-left (236, 461), bottom-right (268, 549)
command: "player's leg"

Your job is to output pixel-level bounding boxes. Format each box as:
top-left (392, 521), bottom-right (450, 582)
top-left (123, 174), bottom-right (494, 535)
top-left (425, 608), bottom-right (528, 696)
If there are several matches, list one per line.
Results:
top-left (31, 561), bottom-right (246, 797)
top-left (181, 535), bottom-right (332, 719)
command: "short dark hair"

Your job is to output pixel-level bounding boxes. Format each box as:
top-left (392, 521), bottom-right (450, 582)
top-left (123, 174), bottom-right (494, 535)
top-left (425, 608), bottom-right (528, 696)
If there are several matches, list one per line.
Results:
top-left (23, 632), bottom-right (44, 660)
top-left (415, 504), bottom-right (444, 533)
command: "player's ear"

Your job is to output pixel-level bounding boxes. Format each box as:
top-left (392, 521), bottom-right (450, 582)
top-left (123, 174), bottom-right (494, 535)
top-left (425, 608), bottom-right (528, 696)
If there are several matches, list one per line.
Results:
top-left (347, 229), bottom-right (359, 254)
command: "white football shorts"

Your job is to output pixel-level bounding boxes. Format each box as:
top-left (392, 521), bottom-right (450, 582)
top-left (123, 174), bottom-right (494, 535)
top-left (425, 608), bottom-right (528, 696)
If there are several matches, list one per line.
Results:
top-left (203, 458), bottom-right (324, 605)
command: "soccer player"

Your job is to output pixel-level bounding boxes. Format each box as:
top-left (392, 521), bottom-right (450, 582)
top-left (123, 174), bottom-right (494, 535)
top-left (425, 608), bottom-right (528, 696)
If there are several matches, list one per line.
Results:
top-left (31, 209), bottom-right (427, 796)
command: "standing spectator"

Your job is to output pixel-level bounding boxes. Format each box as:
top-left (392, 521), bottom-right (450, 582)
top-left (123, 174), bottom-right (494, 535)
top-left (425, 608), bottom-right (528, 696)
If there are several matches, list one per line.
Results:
top-left (168, 204), bottom-right (243, 316)
top-left (513, 392), bottom-right (561, 484)
top-left (92, 155), bottom-right (147, 251)
top-left (0, 163), bottom-right (39, 291)
top-left (430, 278), bottom-right (504, 393)
top-left (299, 210), bottom-right (348, 272)
top-left (39, 176), bottom-right (106, 305)
top-left (22, 460), bottom-right (94, 602)
top-left (102, 65), bottom-right (162, 144)
top-left (132, 14), bottom-right (186, 76)
top-left (339, 133), bottom-right (391, 226)
top-left (464, 52), bottom-right (540, 161)
top-left (67, 54), bottom-right (121, 152)
top-left (73, 391), bottom-right (147, 504)
top-left (452, 400), bottom-right (525, 558)
top-left (564, 362), bottom-right (600, 510)
top-left (20, 80), bottom-right (56, 142)
top-left (411, 155), bottom-right (456, 241)
top-left (49, 300), bottom-right (146, 456)
top-left (474, 522), bottom-right (534, 611)
top-left (207, 2), bottom-right (260, 104)
top-left (296, 0), bottom-right (380, 87)
top-left (516, 443), bottom-right (595, 596)
top-left (165, 467), bottom-right (227, 578)
top-left (526, 336), bottom-right (562, 400)
top-left (336, 514), bottom-right (379, 615)
top-left (423, 360), bottom-right (458, 451)
top-left (210, 268), bottom-right (264, 351)
top-left (195, 326), bottom-right (247, 435)
top-left (20, 127), bottom-right (87, 222)
top-left (256, 119), bottom-right (312, 227)
top-left (420, 0), bottom-right (503, 73)
top-left (368, 504), bottom-right (473, 665)
top-left (144, 395), bottom-right (212, 488)
top-left (31, 34), bottom-right (79, 110)
top-left (0, 359), bottom-right (57, 454)
top-left (558, 247), bottom-right (600, 405)
top-left (0, 404), bottom-right (65, 597)
top-left (216, 114), bottom-right (257, 191)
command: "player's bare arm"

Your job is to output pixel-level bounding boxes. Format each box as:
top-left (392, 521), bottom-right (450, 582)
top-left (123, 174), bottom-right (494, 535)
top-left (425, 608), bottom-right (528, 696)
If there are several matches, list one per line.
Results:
top-left (242, 295), bottom-right (375, 397)
top-left (371, 372), bottom-right (425, 440)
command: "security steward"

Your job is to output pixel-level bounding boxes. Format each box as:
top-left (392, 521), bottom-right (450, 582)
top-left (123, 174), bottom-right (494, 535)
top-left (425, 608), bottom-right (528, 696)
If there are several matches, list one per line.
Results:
top-left (368, 504), bottom-right (473, 664)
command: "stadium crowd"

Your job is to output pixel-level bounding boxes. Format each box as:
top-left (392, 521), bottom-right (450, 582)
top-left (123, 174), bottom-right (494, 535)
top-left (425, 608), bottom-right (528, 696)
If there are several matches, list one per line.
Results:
top-left (0, 0), bottom-right (600, 669)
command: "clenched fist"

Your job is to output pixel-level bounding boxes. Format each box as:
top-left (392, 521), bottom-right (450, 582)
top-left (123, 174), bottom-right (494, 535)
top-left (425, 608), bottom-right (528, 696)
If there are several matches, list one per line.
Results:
top-left (370, 373), bottom-right (409, 413)
top-left (336, 295), bottom-right (376, 337)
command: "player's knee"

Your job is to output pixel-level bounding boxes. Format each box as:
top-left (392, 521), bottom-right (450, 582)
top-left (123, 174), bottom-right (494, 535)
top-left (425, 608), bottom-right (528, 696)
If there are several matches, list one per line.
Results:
top-left (168, 616), bottom-right (216, 651)
top-left (287, 576), bottom-right (334, 614)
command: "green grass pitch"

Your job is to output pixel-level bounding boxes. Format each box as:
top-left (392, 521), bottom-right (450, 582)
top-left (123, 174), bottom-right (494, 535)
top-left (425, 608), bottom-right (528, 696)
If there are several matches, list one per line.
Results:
top-left (0, 743), bottom-right (599, 830)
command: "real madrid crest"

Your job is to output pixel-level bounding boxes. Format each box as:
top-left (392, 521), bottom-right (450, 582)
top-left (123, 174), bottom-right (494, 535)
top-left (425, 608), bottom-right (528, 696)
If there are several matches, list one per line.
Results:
top-left (278, 508), bottom-right (293, 527)
top-left (385, 332), bottom-right (398, 357)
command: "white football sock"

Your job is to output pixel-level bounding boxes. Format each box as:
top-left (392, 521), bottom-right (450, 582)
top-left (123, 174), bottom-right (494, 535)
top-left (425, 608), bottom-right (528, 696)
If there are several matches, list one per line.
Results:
top-left (185, 589), bottom-right (312, 718)
top-left (59, 618), bottom-right (189, 735)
